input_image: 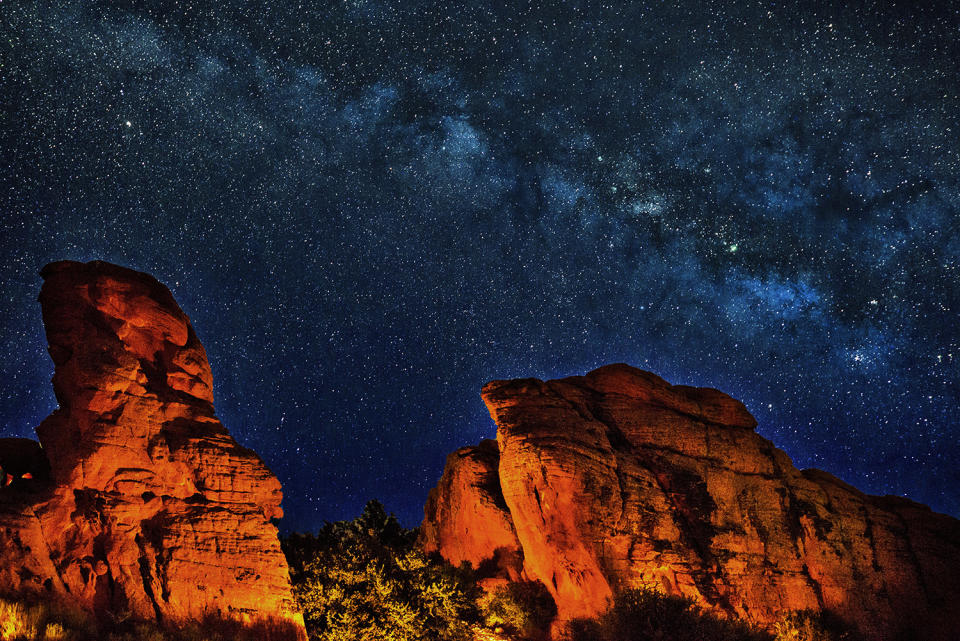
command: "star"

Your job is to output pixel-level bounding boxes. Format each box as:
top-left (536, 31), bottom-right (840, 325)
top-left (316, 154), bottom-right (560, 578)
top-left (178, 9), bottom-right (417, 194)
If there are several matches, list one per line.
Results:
top-left (0, 0), bottom-right (957, 529)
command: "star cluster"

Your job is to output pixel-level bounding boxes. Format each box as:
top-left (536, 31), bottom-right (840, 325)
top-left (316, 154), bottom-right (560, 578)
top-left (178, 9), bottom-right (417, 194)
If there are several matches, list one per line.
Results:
top-left (1, 0), bottom-right (958, 528)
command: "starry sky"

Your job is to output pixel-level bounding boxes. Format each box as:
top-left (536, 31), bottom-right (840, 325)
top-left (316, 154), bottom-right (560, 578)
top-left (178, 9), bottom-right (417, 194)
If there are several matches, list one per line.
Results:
top-left (2, 0), bottom-right (958, 529)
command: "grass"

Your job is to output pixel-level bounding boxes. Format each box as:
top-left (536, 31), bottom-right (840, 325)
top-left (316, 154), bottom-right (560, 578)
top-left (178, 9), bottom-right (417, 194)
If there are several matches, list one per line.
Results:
top-left (0, 598), bottom-right (92, 641)
top-left (0, 598), bottom-right (302, 641)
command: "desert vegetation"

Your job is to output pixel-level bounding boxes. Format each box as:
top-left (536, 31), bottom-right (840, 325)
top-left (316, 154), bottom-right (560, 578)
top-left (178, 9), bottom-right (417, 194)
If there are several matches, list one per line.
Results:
top-left (771, 610), bottom-right (863, 641)
top-left (282, 500), bottom-right (478, 641)
top-left (0, 599), bottom-right (74, 641)
top-left (283, 500), bottom-right (560, 641)
top-left (565, 587), bottom-right (769, 641)
top-left (562, 590), bottom-right (862, 641)
top-left (0, 597), bottom-right (300, 641)
top-left (476, 581), bottom-right (556, 638)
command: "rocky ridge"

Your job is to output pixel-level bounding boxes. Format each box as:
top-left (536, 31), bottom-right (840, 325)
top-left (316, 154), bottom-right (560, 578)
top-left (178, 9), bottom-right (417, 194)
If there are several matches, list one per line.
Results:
top-left (0, 260), bottom-right (305, 638)
top-left (423, 364), bottom-right (960, 640)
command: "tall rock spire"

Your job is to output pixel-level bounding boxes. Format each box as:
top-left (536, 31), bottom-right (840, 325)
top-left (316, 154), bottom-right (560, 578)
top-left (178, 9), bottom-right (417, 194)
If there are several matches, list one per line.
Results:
top-left (0, 260), bottom-right (305, 639)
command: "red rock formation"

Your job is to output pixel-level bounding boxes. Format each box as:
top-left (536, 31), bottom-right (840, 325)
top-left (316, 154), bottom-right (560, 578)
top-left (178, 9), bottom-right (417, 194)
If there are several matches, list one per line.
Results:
top-left (0, 260), bottom-right (305, 639)
top-left (422, 439), bottom-right (523, 587)
top-left (422, 364), bottom-right (960, 641)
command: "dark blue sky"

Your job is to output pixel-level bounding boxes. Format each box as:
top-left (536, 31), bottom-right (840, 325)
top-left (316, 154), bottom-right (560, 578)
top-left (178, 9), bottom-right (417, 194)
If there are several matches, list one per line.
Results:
top-left (2, 0), bottom-right (958, 529)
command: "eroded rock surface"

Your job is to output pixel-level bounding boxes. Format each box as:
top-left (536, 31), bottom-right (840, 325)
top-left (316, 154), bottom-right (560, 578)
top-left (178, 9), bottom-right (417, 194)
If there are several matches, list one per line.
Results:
top-left (0, 260), bottom-right (305, 638)
top-left (423, 364), bottom-right (960, 640)
top-left (422, 439), bottom-right (523, 586)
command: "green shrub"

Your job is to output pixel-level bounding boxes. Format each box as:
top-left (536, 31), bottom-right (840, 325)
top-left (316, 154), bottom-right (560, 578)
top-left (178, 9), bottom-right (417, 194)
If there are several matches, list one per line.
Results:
top-left (478, 580), bottom-right (556, 638)
top-left (283, 500), bottom-right (480, 641)
top-left (565, 587), bottom-right (771, 641)
top-left (773, 610), bottom-right (863, 641)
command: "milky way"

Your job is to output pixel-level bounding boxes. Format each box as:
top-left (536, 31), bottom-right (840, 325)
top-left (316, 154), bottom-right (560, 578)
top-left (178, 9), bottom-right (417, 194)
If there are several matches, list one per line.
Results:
top-left (2, 1), bottom-right (958, 528)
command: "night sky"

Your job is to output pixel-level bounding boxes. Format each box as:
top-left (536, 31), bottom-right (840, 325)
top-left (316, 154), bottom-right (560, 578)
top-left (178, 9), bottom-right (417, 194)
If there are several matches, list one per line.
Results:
top-left (2, 1), bottom-right (958, 530)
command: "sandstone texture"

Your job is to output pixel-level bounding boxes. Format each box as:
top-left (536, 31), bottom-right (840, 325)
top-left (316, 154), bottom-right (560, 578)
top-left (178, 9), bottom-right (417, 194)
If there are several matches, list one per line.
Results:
top-left (0, 260), bottom-right (305, 638)
top-left (422, 439), bottom-right (523, 588)
top-left (423, 364), bottom-right (960, 640)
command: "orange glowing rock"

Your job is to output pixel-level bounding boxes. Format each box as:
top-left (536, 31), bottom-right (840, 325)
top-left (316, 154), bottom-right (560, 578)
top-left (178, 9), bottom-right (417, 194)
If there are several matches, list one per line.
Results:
top-left (423, 364), bottom-right (960, 641)
top-left (422, 439), bottom-right (524, 583)
top-left (0, 261), bottom-right (305, 639)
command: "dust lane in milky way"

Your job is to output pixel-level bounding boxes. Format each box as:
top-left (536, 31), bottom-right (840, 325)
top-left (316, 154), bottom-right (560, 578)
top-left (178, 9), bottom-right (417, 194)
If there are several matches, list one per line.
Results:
top-left (1, 1), bottom-right (958, 528)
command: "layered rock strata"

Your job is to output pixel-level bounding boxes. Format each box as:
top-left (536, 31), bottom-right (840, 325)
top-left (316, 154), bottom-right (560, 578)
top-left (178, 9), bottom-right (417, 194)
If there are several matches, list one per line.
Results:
top-left (423, 364), bottom-right (960, 641)
top-left (0, 260), bottom-right (305, 639)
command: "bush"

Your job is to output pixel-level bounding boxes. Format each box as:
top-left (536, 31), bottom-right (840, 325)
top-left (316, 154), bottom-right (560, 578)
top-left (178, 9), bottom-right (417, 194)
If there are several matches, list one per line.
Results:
top-left (477, 581), bottom-right (557, 638)
top-left (478, 581), bottom-right (556, 639)
top-left (773, 610), bottom-right (863, 641)
top-left (565, 587), bottom-right (771, 641)
top-left (283, 500), bottom-right (480, 641)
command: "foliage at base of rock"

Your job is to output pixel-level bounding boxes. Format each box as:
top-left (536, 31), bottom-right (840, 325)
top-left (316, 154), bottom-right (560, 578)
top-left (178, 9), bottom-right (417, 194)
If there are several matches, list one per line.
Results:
top-left (564, 588), bottom-right (772, 641)
top-left (478, 581), bottom-right (556, 639)
top-left (283, 501), bottom-right (480, 641)
top-left (772, 610), bottom-right (864, 641)
top-left (0, 597), bottom-right (298, 641)
top-left (0, 597), bottom-right (94, 641)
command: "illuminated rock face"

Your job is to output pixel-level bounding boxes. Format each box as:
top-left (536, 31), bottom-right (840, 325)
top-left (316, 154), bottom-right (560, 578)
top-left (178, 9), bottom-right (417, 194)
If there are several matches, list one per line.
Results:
top-left (422, 439), bottom-right (523, 585)
top-left (0, 261), bottom-right (305, 639)
top-left (423, 364), bottom-right (960, 641)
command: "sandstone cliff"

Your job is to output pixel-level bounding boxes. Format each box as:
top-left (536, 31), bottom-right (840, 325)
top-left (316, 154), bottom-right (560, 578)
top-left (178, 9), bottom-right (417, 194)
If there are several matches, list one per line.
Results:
top-left (423, 364), bottom-right (960, 640)
top-left (0, 260), bottom-right (306, 639)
